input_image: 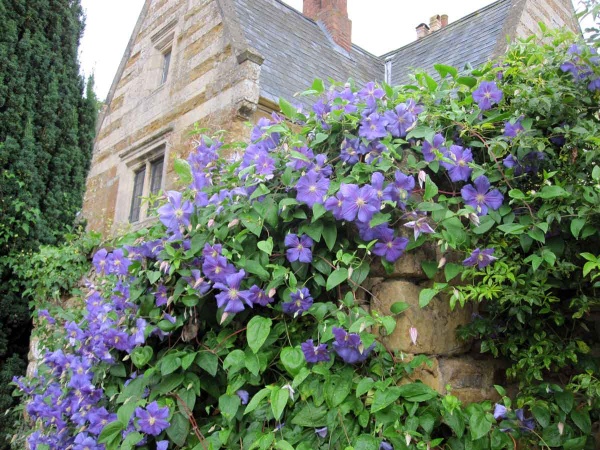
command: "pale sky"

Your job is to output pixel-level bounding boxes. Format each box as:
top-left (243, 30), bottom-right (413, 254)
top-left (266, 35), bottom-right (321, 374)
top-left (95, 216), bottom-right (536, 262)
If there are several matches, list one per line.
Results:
top-left (80, 0), bottom-right (587, 100)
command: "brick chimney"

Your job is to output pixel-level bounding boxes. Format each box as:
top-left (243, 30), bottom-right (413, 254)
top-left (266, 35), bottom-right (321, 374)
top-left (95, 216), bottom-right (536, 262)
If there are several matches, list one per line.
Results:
top-left (416, 23), bottom-right (430, 39)
top-left (429, 14), bottom-right (442, 32)
top-left (441, 14), bottom-right (449, 27)
top-left (303, 0), bottom-right (352, 52)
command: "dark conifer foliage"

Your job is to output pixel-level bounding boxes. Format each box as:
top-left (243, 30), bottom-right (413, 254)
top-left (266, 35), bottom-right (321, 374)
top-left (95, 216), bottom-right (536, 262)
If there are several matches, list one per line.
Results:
top-left (0, 1), bottom-right (97, 446)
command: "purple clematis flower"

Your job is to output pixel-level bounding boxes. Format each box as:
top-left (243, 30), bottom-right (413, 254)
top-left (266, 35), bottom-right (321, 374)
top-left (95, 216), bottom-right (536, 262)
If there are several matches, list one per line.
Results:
top-left (461, 175), bottom-right (504, 216)
top-left (157, 191), bottom-right (194, 232)
top-left (295, 170), bottom-right (330, 207)
top-left (463, 248), bottom-right (496, 269)
top-left (315, 427), bottom-right (328, 438)
top-left (358, 81), bottom-right (385, 108)
top-left (515, 409), bottom-right (535, 432)
top-left (472, 81), bottom-right (503, 110)
top-left (372, 228), bottom-right (409, 262)
top-left (340, 184), bottom-right (379, 223)
top-left (247, 285), bottom-right (273, 306)
top-left (301, 339), bottom-right (330, 363)
top-left (384, 102), bottom-right (415, 138)
top-left (135, 401), bottom-right (170, 436)
top-left (403, 214), bottom-right (435, 240)
top-left (284, 234), bottom-right (314, 263)
top-left (493, 403), bottom-right (508, 420)
top-left (332, 327), bottom-right (375, 364)
top-left (370, 172), bottom-right (392, 202)
top-left (92, 248), bottom-right (109, 274)
top-left (421, 133), bottom-right (446, 162)
top-left (213, 270), bottom-right (252, 313)
top-left (282, 287), bottom-right (313, 317)
top-left (441, 145), bottom-right (473, 182)
top-left (504, 119), bottom-right (524, 138)
top-left (383, 171), bottom-right (414, 208)
top-left (359, 113), bottom-right (389, 141)
top-left (236, 390), bottom-right (249, 405)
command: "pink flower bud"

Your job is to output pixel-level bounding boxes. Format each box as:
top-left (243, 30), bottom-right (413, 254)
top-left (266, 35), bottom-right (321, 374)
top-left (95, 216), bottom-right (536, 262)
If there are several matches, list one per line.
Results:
top-left (468, 212), bottom-right (480, 227)
top-left (558, 422), bottom-right (564, 435)
top-left (207, 218), bottom-right (215, 228)
top-left (228, 219), bottom-right (239, 228)
top-left (438, 257), bottom-right (447, 268)
top-left (409, 326), bottom-right (418, 345)
top-left (268, 288), bottom-right (277, 298)
top-left (418, 170), bottom-right (427, 189)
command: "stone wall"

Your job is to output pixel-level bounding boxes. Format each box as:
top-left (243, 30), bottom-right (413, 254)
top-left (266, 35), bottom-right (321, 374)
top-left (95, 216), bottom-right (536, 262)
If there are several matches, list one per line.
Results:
top-left (369, 245), bottom-right (508, 404)
top-left (82, 0), bottom-right (264, 237)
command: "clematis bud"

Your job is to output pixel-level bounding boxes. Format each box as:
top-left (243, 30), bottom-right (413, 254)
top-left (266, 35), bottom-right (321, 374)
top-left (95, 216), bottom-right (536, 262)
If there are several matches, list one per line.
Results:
top-left (228, 219), bottom-right (239, 228)
top-left (558, 422), bottom-right (564, 435)
top-left (418, 170), bottom-right (427, 189)
top-left (409, 326), bottom-right (418, 345)
top-left (207, 218), bottom-right (215, 228)
top-left (282, 384), bottom-right (295, 400)
top-left (468, 212), bottom-right (480, 227)
top-left (438, 257), bottom-right (447, 268)
top-left (405, 433), bottom-right (412, 445)
top-left (268, 288), bottom-right (277, 298)
top-left (219, 312), bottom-right (230, 324)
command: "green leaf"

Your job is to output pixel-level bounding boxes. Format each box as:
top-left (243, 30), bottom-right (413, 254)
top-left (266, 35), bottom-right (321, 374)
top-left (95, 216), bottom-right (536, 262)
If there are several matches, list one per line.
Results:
top-left (457, 76), bottom-right (477, 88)
top-left (241, 211), bottom-right (262, 237)
top-left (434, 64), bottom-right (458, 79)
top-left (397, 383), bottom-right (437, 402)
top-left (131, 346), bottom-right (153, 368)
top-left (570, 218), bottom-right (586, 239)
top-left (370, 212), bottom-right (390, 228)
top-left (497, 223), bottom-right (526, 234)
top-left (242, 259), bottom-right (270, 280)
top-left (443, 410), bottom-right (465, 438)
top-left (154, 373), bottom-right (184, 396)
top-left (161, 354), bottom-right (182, 375)
top-left (291, 403), bottom-right (328, 427)
top-left (421, 261), bottom-right (438, 279)
top-left (418, 288), bottom-right (437, 308)
top-left (249, 183), bottom-right (270, 200)
top-left (166, 413), bottom-right (189, 447)
top-left (257, 237), bottom-right (274, 256)
top-left (424, 177), bottom-right (439, 201)
top-left (356, 377), bottom-right (375, 397)
top-left (538, 185), bottom-right (570, 199)
top-left (244, 387), bottom-right (270, 415)
top-left (469, 407), bottom-right (493, 441)
top-left (422, 73), bottom-right (438, 91)
top-left (562, 436), bottom-right (587, 450)
top-left (311, 78), bottom-right (325, 94)
top-left (444, 263), bottom-right (463, 282)
top-left (592, 165), bottom-right (600, 181)
top-left (354, 435), bottom-right (379, 450)
top-left (326, 268), bottom-right (348, 291)
top-left (280, 347), bottom-right (305, 376)
top-left (312, 202), bottom-right (327, 222)
top-left (371, 387), bottom-right (401, 413)
top-left (508, 189), bottom-right (526, 199)
top-left (528, 227), bottom-right (546, 243)
top-left (407, 125), bottom-right (435, 143)
top-left (555, 391), bottom-right (573, 413)
top-left (121, 432), bottom-right (143, 450)
top-left (322, 222), bottom-right (337, 251)
top-left (571, 409), bottom-right (591, 434)
top-left (247, 316), bottom-right (272, 354)
top-left (219, 394), bottom-right (241, 422)
top-left (271, 387), bottom-right (289, 420)
top-left (325, 374), bottom-right (352, 408)
top-left (532, 405), bottom-right (550, 428)
top-left (98, 420), bottom-right (124, 447)
top-left (314, 132), bottom-right (328, 144)
top-left (174, 159), bottom-right (192, 185)
top-left (279, 97), bottom-right (296, 119)
top-left (390, 301), bottom-right (410, 314)
top-left (196, 351), bottom-right (218, 376)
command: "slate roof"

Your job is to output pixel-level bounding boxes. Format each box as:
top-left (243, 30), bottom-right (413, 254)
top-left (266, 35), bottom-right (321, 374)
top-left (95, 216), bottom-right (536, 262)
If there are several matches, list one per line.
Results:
top-left (231, 0), bottom-right (514, 105)
top-left (384, 0), bottom-right (512, 85)
top-left (232, 0), bottom-right (383, 105)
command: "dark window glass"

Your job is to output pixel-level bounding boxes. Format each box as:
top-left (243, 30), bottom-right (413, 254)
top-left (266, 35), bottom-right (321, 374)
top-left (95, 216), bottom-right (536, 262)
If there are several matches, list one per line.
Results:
top-left (150, 158), bottom-right (164, 195)
top-left (129, 167), bottom-right (146, 223)
top-left (161, 50), bottom-right (171, 85)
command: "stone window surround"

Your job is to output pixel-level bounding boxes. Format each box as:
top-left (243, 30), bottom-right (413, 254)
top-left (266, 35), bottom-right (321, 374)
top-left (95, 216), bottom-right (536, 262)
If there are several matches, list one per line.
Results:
top-left (151, 19), bottom-right (178, 90)
top-left (115, 127), bottom-right (173, 228)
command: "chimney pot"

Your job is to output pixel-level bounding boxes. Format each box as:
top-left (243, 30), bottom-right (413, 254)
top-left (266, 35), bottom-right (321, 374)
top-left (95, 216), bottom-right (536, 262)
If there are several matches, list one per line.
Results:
top-left (441, 14), bottom-right (449, 28)
top-left (429, 14), bottom-right (441, 32)
top-left (416, 23), bottom-right (430, 39)
top-left (303, 0), bottom-right (352, 52)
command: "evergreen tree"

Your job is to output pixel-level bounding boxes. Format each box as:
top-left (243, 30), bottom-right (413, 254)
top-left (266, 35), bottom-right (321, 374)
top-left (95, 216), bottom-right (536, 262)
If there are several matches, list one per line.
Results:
top-left (0, 1), bottom-right (97, 446)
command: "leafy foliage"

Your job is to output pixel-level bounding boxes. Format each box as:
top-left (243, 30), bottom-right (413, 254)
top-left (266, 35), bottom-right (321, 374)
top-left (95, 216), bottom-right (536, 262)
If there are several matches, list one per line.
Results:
top-left (15, 30), bottom-right (600, 449)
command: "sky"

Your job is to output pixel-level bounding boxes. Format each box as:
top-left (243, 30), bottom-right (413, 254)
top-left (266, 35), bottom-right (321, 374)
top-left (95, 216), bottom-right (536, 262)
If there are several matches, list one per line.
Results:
top-left (80, 0), bottom-right (587, 101)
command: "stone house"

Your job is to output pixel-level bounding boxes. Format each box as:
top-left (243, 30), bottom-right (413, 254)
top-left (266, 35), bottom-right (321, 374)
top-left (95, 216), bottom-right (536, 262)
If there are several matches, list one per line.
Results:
top-left (82, 0), bottom-right (579, 236)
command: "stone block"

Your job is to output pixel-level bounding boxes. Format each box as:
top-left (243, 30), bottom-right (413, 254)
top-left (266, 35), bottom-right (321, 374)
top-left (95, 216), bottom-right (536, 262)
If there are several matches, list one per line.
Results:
top-left (370, 243), bottom-right (439, 280)
top-left (401, 354), bottom-right (507, 404)
top-left (371, 279), bottom-right (472, 355)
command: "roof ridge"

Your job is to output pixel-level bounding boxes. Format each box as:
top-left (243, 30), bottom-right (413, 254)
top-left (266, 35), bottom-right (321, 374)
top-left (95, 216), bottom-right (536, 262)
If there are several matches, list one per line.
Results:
top-left (379, 0), bottom-right (510, 58)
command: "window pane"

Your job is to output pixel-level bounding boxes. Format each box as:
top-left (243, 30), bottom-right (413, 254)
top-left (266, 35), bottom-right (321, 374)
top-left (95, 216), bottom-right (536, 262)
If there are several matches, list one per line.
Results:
top-left (150, 158), bottom-right (164, 195)
top-left (161, 50), bottom-right (171, 85)
top-left (129, 167), bottom-right (146, 223)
